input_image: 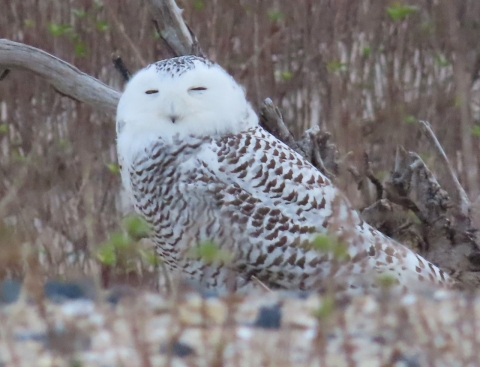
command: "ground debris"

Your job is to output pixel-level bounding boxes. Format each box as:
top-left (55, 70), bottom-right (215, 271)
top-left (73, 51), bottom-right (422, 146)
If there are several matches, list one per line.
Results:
top-left (0, 287), bottom-right (479, 366)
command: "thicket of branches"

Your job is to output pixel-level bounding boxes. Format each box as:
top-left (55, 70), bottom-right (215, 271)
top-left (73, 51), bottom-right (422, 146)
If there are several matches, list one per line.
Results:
top-left (1, 0), bottom-right (480, 288)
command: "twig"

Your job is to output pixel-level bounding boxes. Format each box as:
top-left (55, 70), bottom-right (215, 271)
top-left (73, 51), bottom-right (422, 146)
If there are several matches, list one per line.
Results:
top-left (260, 98), bottom-right (306, 157)
top-left (0, 39), bottom-right (120, 114)
top-left (112, 54), bottom-right (131, 82)
top-left (386, 146), bottom-right (448, 225)
top-left (0, 69), bottom-right (10, 81)
top-left (251, 276), bottom-right (272, 293)
top-left (311, 136), bottom-right (335, 180)
top-left (104, 2), bottom-right (147, 65)
top-left (150, 0), bottom-right (204, 57)
top-left (297, 127), bottom-right (340, 178)
top-left (347, 165), bottom-right (362, 188)
top-left (363, 152), bottom-right (384, 201)
top-left (419, 120), bottom-right (470, 215)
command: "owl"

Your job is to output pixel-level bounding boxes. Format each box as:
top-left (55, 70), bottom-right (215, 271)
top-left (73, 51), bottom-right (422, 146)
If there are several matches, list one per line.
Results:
top-left (116, 56), bottom-right (454, 294)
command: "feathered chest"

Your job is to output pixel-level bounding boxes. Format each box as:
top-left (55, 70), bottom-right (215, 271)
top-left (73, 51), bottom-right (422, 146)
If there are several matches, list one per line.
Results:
top-left (120, 134), bottom-right (209, 209)
top-left (118, 127), bottom-right (336, 223)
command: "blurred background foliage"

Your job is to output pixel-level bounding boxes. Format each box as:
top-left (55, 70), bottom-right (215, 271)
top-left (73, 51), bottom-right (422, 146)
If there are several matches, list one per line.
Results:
top-left (1, 0), bottom-right (480, 286)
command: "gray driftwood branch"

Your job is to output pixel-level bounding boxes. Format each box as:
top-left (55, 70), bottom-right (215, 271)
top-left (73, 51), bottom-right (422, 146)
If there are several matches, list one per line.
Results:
top-left (150, 0), bottom-right (204, 57)
top-left (0, 39), bottom-right (120, 115)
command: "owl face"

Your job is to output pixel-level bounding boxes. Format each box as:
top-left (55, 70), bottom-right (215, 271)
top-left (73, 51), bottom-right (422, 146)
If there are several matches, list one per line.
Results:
top-left (116, 57), bottom-right (258, 139)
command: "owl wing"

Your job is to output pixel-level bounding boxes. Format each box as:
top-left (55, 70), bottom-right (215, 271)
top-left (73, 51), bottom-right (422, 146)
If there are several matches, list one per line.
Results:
top-left (193, 126), bottom-right (453, 292)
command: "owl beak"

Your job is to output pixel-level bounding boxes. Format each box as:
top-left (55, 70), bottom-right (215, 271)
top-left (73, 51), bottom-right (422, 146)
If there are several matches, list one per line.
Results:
top-left (161, 98), bottom-right (183, 123)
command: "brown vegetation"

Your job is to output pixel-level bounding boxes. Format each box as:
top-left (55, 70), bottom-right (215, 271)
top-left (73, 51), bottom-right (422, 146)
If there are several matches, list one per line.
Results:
top-left (2, 0), bottom-right (480, 288)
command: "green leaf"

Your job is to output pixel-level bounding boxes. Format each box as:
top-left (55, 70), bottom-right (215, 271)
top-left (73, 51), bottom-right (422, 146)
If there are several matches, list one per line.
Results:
top-left (123, 215), bottom-right (150, 241)
top-left (326, 60), bottom-right (347, 73)
top-left (74, 41), bottom-right (87, 57)
top-left (406, 209), bottom-right (422, 225)
top-left (280, 71), bottom-right (293, 81)
top-left (0, 124), bottom-right (9, 133)
top-left (404, 115), bottom-right (418, 124)
top-left (434, 54), bottom-right (450, 67)
top-left (106, 163), bottom-right (120, 174)
top-left (311, 235), bottom-right (348, 261)
top-left (472, 125), bottom-right (480, 137)
top-left (12, 149), bottom-right (27, 163)
top-left (109, 232), bottom-right (131, 249)
top-left (95, 20), bottom-right (109, 32)
top-left (376, 274), bottom-right (397, 288)
top-left (420, 21), bottom-right (434, 34)
top-left (24, 19), bottom-right (35, 28)
top-left (386, 3), bottom-right (418, 21)
top-left (47, 23), bottom-right (73, 36)
top-left (96, 243), bottom-right (116, 265)
top-left (332, 242), bottom-right (349, 261)
top-left (68, 32), bottom-right (80, 42)
top-left (375, 170), bottom-right (389, 181)
top-left (72, 8), bottom-right (87, 18)
top-left (57, 139), bottom-right (70, 149)
top-left (311, 235), bottom-right (332, 253)
top-left (69, 358), bottom-right (83, 367)
top-left (267, 10), bottom-right (284, 22)
top-left (315, 296), bottom-right (335, 320)
top-left (139, 248), bottom-right (161, 266)
top-left (362, 46), bottom-right (371, 58)
top-left (189, 241), bottom-right (233, 264)
top-left (193, 0), bottom-right (204, 10)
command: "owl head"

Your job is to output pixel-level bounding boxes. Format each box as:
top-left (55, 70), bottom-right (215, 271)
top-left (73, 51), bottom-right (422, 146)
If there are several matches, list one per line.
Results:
top-left (116, 56), bottom-right (258, 138)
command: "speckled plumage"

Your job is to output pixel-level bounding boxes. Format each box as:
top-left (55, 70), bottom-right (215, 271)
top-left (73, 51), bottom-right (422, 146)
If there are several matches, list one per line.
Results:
top-left (116, 56), bottom-right (454, 294)
top-left (151, 55), bottom-right (212, 77)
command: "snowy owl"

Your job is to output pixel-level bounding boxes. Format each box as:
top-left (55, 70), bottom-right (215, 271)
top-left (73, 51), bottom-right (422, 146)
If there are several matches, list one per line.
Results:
top-left (116, 55), bottom-right (453, 294)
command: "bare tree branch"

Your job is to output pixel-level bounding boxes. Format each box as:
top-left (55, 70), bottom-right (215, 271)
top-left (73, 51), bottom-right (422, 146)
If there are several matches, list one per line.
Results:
top-left (385, 148), bottom-right (439, 225)
top-left (0, 68), bottom-right (10, 81)
top-left (112, 54), bottom-right (132, 82)
top-left (260, 98), bottom-right (306, 156)
top-left (149, 0), bottom-right (204, 57)
top-left (0, 39), bottom-right (120, 115)
top-left (303, 127), bottom-right (337, 180)
top-left (419, 120), bottom-right (470, 215)
top-left (363, 152), bottom-right (384, 201)
top-left (311, 136), bottom-right (335, 180)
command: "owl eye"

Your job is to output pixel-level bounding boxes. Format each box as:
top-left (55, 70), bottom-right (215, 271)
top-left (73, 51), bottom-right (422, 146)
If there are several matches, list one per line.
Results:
top-left (189, 87), bottom-right (207, 91)
top-left (145, 90), bottom-right (159, 94)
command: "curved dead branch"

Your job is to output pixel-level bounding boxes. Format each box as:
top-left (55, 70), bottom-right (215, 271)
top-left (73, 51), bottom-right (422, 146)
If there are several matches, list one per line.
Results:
top-left (150, 0), bottom-right (204, 57)
top-left (419, 120), bottom-right (470, 215)
top-left (0, 39), bottom-right (120, 115)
